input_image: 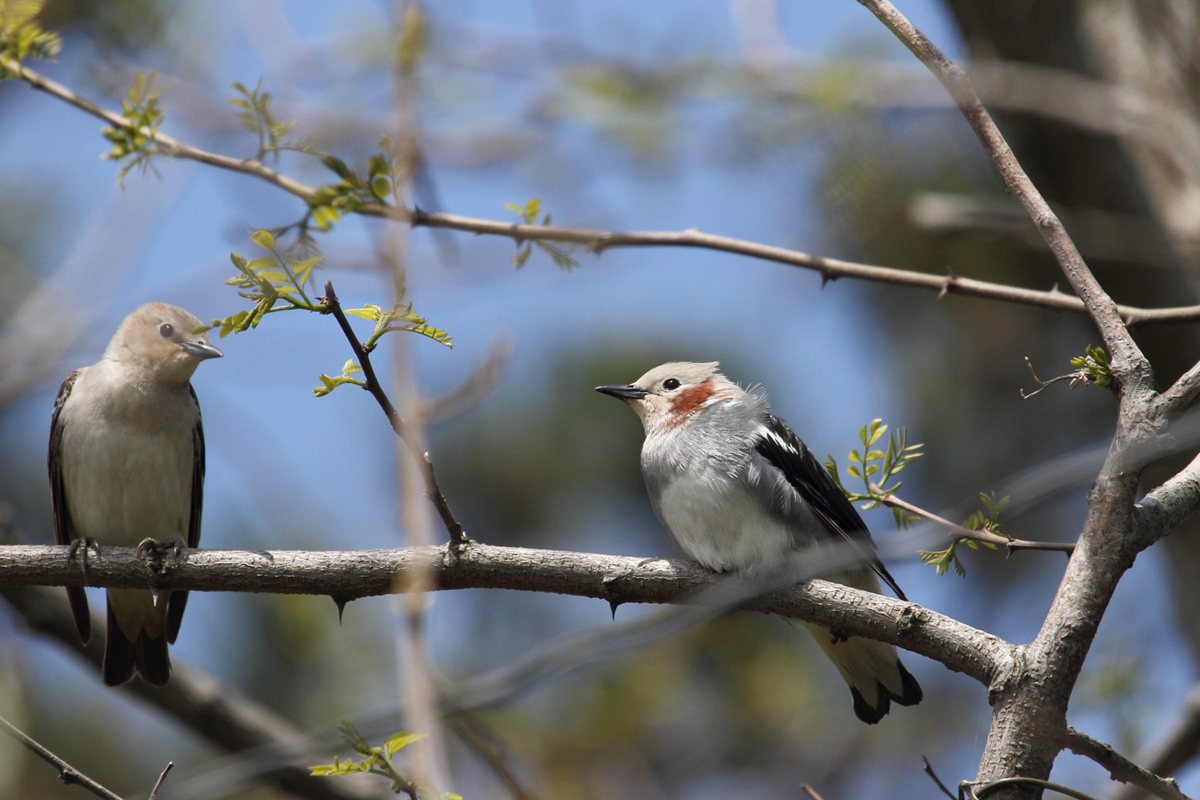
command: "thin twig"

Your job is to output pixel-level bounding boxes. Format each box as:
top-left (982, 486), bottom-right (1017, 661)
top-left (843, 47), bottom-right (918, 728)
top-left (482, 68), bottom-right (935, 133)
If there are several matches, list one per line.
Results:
top-left (3, 585), bottom-right (373, 800)
top-left (923, 756), bottom-right (959, 800)
top-left (416, 335), bottom-right (512, 425)
top-left (1108, 684), bottom-right (1200, 800)
top-left (0, 714), bottom-right (124, 800)
top-left (870, 485), bottom-right (1074, 556)
top-left (320, 280), bottom-right (468, 550)
top-left (443, 711), bottom-right (540, 800)
top-left (411, 208), bottom-right (1200, 328)
top-left (147, 762), bottom-right (174, 800)
top-left (801, 785), bottom-right (826, 800)
top-left (4, 56), bottom-right (1200, 329)
top-left (1063, 727), bottom-right (1192, 800)
top-left (973, 776), bottom-right (1102, 800)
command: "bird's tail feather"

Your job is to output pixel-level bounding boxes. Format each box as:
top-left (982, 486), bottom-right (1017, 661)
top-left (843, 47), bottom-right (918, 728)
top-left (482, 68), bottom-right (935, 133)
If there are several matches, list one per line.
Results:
top-left (103, 599), bottom-right (170, 687)
top-left (803, 622), bottom-right (922, 724)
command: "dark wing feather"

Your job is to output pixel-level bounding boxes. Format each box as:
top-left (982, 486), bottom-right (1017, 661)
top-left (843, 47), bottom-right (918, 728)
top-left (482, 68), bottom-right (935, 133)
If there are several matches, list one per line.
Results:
top-left (166, 385), bottom-right (204, 643)
top-left (754, 413), bottom-right (907, 600)
top-left (48, 370), bottom-right (91, 643)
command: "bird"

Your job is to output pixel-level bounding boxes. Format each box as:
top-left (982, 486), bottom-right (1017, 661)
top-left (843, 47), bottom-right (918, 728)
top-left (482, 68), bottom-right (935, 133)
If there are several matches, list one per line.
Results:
top-left (596, 361), bottom-right (921, 723)
top-left (49, 302), bottom-right (221, 686)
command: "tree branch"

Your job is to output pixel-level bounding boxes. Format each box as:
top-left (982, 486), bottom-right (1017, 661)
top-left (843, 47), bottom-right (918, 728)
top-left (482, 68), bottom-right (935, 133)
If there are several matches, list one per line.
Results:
top-left (319, 281), bottom-right (467, 549)
top-left (872, 487), bottom-right (1075, 556)
top-left (1062, 727), bottom-right (1190, 800)
top-left (409, 208), bottom-right (1200, 328)
top-left (1160, 361), bottom-right (1200, 416)
top-left (2, 584), bottom-right (374, 800)
top-left (0, 543), bottom-right (1007, 686)
top-left (1109, 684), bottom-right (1200, 800)
top-left (0, 713), bottom-right (124, 800)
top-left (4, 57), bottom-right (1200, 329)
top-left (1134, 449), bottom-right (1200, 549)
top-left (855, 0), bottom-right (1147, 382)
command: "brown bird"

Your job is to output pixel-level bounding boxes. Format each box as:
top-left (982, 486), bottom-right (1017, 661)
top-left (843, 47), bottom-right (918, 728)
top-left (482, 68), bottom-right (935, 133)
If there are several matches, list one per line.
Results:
top-left (49, 302), bottom-right (221, 685)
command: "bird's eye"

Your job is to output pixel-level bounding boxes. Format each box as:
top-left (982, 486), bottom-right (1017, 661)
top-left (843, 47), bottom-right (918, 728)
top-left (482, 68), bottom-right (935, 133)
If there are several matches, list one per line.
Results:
top-left (159, 322), bottom-right (174, 339)
top-left (662, 378), bottom-right (681, 391)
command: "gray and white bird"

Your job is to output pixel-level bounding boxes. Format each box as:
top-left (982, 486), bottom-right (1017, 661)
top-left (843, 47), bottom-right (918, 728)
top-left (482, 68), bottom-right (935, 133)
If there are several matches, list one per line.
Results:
top-left (597, 361), bottom-right (921, 723)
top-left (49, 302), bottom-right (221, 686)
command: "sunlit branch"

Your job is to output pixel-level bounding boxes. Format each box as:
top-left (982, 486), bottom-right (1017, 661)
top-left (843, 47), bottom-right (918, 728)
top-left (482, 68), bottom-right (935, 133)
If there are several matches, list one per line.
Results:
top-left (3, 57), bottom-right (1200, 329)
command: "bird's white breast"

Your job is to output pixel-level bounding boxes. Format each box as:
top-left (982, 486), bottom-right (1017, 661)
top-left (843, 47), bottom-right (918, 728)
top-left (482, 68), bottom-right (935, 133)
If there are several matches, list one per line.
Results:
top-left (656, 473), bottom-right (794, 573)
top-left (59, 363), bottom-right (197, 546)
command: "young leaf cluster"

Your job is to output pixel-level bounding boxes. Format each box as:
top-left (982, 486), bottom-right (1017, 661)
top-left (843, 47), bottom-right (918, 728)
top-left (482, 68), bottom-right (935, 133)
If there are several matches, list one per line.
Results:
top-left (918, 492), bottom-right (1007, 577)
top-left (100, 71), bottom-right (164, 184)
top-left (346, 302), bottom-right (452, 352)
top-left (230, 79), bottom-right (303, 162)
top-left (504, 198), bottom-right (579, 269)
top-left (1069, 344), bottom-right (1112, 389)
top-left (0, 0), bottom-right (61, 68)
top-left (208, 230), bottom-right (451, 398)
top-left (311, 148), bottom-right (395, 231)
top-left (310, 721), bottom-right (462, 799)
top-left (313, 304), bottom-right (451, 397)
top-left (207, 228), bottom-right (322, 337)
top-left (825, 419), bottom-right (924, 528)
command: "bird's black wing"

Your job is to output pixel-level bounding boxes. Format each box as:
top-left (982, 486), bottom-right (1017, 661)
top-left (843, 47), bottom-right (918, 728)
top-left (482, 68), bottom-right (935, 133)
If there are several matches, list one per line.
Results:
top-left (166, 385), bottom-right (204, 643)
top-left (754, 412), bottom-right (906, 600)
top-left (48, 370), bottom-right (92, 642)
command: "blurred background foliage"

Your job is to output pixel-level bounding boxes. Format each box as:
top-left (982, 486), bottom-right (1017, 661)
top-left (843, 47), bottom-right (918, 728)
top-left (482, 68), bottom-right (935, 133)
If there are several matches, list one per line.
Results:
top-left (1, 1), bottom-right (1199, 798)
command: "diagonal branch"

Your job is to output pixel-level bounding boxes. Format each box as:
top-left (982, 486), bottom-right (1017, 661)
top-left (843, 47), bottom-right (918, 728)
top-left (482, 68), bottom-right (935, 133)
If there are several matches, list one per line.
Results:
top-left (855, 0), bottom-right (1148, 382)
top-left (0, 714), bottom-right (124, 800)
top-left (1133, 448), bottom-right (1200, 549)
top-left (1160, 361), bottom-right (1200, 416)
top-left (1062, 727), bottom-right (1190, 800)
top-left (3, 584), bottom-right (374, 800)
top-left (4, 57), bottom-right (1200, 329)
top-left (319, 281), bottom-right (467, 550)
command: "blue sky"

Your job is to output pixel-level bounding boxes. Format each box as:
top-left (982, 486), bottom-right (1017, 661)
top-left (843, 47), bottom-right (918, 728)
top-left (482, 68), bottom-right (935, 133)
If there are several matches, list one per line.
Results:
top-left (3, 2), bottom-right (1192, 797)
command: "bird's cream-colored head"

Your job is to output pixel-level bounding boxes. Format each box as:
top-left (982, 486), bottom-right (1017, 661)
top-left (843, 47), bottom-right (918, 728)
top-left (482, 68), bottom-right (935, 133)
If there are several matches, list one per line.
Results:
top-left (103, 302), bottom-right (222, 385)
top-left (596, 361), bottom-right (741, 433)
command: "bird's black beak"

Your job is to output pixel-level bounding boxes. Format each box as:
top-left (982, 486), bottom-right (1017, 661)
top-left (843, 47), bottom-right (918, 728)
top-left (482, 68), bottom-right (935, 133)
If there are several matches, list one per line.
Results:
top-left (180, 341), bottom-right (223, 360)
top-left (595, 384), bottom-right (648, 401)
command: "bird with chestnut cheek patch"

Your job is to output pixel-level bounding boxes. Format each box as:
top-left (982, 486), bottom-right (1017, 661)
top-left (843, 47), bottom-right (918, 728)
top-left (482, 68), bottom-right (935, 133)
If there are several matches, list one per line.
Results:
top-left (597, 361), bottom-right (921, 724)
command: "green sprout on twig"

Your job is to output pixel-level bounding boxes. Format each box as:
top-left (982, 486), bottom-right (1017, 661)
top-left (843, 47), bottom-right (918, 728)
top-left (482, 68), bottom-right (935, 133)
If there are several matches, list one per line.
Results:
top-left (825, 418), bottom-right (924, 529)
top-left (310, 721), bottom-right (462, 799)
top-left (504, 198), bottom-right (579, 269)
top-left (918, 492), bottom-right (1007, 577)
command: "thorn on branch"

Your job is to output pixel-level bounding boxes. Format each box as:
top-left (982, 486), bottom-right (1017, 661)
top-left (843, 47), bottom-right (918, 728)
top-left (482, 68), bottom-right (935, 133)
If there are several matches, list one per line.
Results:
top-left (332, 595), bottom-right (350, 623)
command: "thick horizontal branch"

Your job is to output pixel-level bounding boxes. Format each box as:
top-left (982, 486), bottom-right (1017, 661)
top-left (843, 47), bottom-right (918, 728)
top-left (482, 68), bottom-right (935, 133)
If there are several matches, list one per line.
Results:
top-left (0, 543), bottom-right (1006, 685)
top-left (3, 57), bottom-right (1199, 328)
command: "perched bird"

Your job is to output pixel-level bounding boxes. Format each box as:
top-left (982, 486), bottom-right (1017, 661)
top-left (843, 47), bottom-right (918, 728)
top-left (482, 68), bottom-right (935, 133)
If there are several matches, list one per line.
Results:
top-left (49, 302), bottom-right (221, 686)
top-left (597, 361), bottom-right (921, 723)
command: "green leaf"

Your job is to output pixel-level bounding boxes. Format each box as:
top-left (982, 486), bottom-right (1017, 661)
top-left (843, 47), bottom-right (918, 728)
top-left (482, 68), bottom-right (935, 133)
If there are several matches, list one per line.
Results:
top-left (346, 304), bottom-right (383, 321)
top-left (383, 732), bottom-right (427, 755)
top-left (322, 155), bottom-right (356, 181)
top-left (251, 228), bottom-right (276, 250)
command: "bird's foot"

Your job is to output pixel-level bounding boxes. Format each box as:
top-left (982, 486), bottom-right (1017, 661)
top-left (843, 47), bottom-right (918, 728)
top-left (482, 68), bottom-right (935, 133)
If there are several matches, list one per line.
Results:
top-left (134, 537), bottom-right (186, 565)
top-left (135, 538), bottom-right (186, 608)
top-left (66, 537), bottom-right (101, 575)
